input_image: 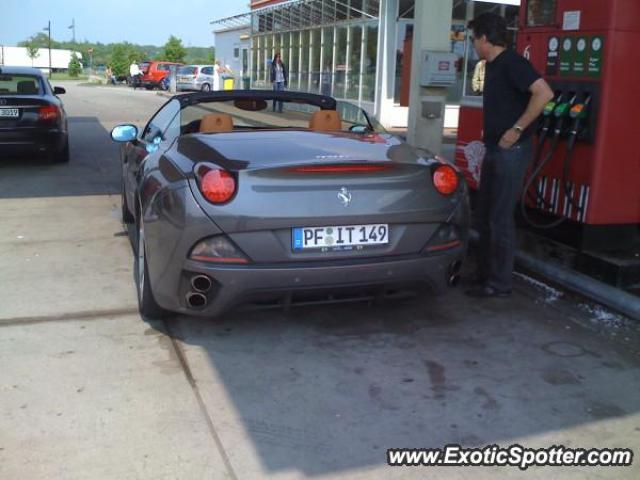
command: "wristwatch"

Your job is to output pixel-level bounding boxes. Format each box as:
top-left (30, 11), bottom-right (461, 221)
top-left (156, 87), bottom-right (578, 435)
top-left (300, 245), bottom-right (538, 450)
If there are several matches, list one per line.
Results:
top-left (513, 124), bottom-right (524, 134)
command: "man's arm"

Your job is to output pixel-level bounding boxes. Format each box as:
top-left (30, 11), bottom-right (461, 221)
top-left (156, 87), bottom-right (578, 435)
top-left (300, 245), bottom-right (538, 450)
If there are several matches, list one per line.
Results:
top-left (499, 78), bottom-right (554, 149)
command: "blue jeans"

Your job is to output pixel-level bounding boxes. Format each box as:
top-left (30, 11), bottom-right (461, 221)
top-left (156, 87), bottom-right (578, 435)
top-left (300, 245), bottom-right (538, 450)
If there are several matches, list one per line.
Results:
top-left (272, 82), bottom-right (285, 112)
top-left (474, 139), bottom-right (533, 291)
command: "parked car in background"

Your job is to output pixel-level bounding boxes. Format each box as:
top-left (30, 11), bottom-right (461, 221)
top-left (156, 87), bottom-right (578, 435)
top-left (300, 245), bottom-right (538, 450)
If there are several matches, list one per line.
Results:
top-left (176, 65), bottom-right (215, 92)
top-left (139, 61), bottom-right (182, 90)
top-left (0, 66), bottom-right (69, 162)
top-left (110, 90), bottom-right (469, 318)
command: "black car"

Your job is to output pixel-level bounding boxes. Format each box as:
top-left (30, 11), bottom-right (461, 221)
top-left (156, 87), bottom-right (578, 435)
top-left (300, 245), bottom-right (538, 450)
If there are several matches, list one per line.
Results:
top-left (0, 66), bottom-right (69, 162)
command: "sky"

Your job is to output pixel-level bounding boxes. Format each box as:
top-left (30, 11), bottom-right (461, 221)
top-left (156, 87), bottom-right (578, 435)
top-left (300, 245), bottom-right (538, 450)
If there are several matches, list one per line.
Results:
top-left (0, 0), bottom-right (250, 47)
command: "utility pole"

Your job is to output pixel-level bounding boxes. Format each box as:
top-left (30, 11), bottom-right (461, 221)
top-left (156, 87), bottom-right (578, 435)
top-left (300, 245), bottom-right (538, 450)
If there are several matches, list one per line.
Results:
top-left (43, 21), bottom-right (52, 77)
top-left (68, 18), bottom-right (76, 43)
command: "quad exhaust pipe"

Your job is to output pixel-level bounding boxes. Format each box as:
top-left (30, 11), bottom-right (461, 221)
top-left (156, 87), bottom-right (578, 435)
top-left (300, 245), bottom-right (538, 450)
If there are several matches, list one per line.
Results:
top-left (186, 275), bottom-right (213, 309)
top-left (186, 292), bottom-right (207, 309)
top-left (191, 275), bottom-right (213, 293)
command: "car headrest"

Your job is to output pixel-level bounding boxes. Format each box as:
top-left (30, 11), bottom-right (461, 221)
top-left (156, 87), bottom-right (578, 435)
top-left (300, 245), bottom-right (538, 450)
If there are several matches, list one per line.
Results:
top-left (309, 110), bottom-right (342, 131)
top-left (17, 80), bottom-right (38, 94)
top-left (199, 113), bottom-right (234, 133)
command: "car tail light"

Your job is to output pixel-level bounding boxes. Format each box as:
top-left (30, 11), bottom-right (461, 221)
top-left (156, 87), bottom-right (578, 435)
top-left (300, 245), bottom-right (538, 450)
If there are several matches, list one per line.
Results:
top-left (38, 105), bottom-right (60, 122)
top-left (432, 164), bottom-right (459, 195)
top-left (195, 163), bottom-right (236, 204)
top-left (289, 164), bottom-right (392, 173)
top-left (190, 236), bottom-right (250, 264)
top-left (423, 224), bottom-right (462, 253)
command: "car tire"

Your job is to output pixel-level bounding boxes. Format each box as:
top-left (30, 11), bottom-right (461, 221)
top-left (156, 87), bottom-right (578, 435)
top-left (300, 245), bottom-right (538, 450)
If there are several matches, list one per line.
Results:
top-left (135, 211), bottom-right (170, 319)
top-left (201, 83), bottom-right (211, 92)
top-left (53, 138), bottom-right (70, 163)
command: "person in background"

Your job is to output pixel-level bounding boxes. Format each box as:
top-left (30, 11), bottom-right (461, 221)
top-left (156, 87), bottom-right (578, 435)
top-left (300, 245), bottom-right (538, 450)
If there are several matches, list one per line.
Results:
top-left (465, 12), bottom-right (553, 298)
top-left (270, 52), bottom-right (288, 113)
top-left (213, 61), bottom-right (225, 91)
top-left (105, 66), bottom-right (116, 85)
top-left (129, 61), bottom-right (142, 90)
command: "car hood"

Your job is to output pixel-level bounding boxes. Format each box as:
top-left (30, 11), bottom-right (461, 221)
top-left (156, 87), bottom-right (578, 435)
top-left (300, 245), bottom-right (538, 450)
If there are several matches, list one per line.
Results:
top-left (173, 130), bottom-right (426, 171)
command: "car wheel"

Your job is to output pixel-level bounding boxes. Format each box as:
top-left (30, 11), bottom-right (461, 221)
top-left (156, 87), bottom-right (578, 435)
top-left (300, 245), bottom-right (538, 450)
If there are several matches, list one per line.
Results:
top-left (53, 138), bottom-right (70, 163)
top-left (121, 179), bottom-right (134, 224)
top-left (135, 213), bottom-right (170, 319)
top-left (201, 83), bottom-right (211, 92)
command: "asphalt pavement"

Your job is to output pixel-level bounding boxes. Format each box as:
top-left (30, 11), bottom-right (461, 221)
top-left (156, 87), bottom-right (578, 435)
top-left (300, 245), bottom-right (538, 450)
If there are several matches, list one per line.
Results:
top-left (0, 82), bottom-right (638, 480)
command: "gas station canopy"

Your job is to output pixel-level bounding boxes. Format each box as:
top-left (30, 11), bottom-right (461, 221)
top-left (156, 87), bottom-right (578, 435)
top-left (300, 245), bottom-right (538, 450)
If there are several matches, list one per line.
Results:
top-left (211, 0), bottom-right (380, 34)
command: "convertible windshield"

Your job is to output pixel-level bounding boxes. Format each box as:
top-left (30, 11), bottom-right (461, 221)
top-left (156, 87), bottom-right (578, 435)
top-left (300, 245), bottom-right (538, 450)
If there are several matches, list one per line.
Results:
top-left (179, 98), bottom-right (384, 134)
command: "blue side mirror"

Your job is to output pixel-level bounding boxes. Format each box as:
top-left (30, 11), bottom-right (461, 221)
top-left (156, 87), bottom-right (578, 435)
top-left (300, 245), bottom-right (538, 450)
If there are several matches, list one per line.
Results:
top-left (111, 124), bottom-right (138, 142)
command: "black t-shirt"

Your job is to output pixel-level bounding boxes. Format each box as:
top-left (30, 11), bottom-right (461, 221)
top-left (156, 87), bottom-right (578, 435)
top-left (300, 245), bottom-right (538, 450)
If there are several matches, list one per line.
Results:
top-left (483, 49), bottom-right (541, 146)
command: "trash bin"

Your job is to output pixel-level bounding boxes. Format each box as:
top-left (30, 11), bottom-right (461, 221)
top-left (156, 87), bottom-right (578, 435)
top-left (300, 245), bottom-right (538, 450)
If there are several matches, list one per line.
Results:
top-left (223, 77), bottom-right (234, 90)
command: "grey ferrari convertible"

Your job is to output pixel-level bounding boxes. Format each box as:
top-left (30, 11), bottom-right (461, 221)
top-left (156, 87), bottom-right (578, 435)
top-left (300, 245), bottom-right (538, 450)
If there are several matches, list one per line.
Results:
top-left (111, 90), bottom-right (469, 318)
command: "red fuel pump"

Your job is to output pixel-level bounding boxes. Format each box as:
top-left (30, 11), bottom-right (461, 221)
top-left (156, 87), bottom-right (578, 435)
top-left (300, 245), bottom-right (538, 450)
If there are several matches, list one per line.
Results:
top-left (455, 0), bottom-right (640, 250)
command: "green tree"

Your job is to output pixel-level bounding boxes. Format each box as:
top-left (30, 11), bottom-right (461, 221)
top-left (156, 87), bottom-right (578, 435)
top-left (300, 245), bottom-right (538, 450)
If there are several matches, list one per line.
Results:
top-left (109, 43), bottom-right (131, 77)
top-left (25, 41), bottom-right (40, 66)
top-left (163, 35), bottom-right (186, 63)
top-left (68, 52), bottom-right (83, 77)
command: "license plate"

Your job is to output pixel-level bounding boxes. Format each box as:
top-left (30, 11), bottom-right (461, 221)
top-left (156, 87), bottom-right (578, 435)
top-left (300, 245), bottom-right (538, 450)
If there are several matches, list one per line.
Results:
top-left (292, 224), bottom-right (389, 251)
top-left (0, 108), bottom-right (19, 118)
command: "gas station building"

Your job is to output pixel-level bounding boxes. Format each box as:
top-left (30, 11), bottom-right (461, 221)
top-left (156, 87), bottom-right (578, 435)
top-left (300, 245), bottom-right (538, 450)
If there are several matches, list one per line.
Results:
top-left (211, 0), bottom-right (520, 129)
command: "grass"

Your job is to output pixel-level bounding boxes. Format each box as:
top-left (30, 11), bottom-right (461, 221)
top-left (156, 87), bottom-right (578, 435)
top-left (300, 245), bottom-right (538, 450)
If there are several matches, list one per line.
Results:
top-left (49, 72), bottom-right (89, 81)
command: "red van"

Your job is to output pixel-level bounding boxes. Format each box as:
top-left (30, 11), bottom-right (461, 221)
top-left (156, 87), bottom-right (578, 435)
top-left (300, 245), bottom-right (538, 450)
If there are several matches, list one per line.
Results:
top-left (139, 61), bottom-right (182, 90)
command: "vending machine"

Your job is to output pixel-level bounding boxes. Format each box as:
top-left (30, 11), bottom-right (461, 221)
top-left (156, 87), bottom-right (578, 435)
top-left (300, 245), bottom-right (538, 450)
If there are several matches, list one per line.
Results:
top-left (455, 0), bottom-right (640, 250)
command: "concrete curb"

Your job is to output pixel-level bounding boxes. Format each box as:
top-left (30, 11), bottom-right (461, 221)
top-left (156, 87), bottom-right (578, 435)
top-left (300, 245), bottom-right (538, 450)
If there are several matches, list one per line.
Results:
top-left (516, 250), bottom-right (640, 321)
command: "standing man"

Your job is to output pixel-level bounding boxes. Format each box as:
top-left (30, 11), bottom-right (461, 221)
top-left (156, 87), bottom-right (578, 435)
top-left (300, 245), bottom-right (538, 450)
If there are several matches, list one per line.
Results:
top-left (129, 61), bottom-right (142, 90)
top-left (465, 13), bottom-right (553, 298)
top-left (270, 52), bottom-right (288, 113)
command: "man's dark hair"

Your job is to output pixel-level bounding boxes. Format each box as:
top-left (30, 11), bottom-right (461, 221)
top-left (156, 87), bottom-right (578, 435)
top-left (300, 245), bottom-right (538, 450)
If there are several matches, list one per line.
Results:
top-left (468, 13), bottom-right (508, 47)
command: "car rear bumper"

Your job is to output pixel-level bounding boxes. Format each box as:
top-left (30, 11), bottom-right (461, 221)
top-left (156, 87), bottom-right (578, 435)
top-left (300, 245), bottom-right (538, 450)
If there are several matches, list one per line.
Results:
top-left (155, 248), bottom-right (466, 317)
top-left (0, 128), bottom-right (66, 155)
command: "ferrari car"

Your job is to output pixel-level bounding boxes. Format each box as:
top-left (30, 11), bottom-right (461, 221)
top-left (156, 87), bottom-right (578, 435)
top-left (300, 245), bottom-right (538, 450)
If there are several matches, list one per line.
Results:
top-left (0, 66), bottom-right (69, 162)
top-left (111, 90), bottom-right (469, 318)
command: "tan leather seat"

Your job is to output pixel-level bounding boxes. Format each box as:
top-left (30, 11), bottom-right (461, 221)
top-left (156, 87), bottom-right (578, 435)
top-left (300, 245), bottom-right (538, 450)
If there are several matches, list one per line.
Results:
top-left (309, 110), bottom-right (342, 131)
top-left (199, 113), bottom-right (234, 133)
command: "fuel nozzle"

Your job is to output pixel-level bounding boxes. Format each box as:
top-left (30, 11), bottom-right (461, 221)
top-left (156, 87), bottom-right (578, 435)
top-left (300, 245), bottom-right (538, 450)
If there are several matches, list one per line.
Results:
top-left (543, 92), bottom-right (563, 117)
top-left (569, 93), bottom-right (591, 120)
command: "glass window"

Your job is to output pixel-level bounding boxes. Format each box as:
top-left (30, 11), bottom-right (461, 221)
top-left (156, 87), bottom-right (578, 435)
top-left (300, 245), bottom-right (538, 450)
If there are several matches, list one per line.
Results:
top-left (143, 99), bottom-right (180, 144)
top-left (251, 45), bottom-right (257, 83)
top-left (310, 29), bottom-right (322, 94)
top-left (347, 25), bottom-right (362, 100)
top-left (394, 22), bottom-right (413, 104)
top-left (0, 74), bottom-right (43, 95)
top-left (300, 30), bottom-right (310, 92)
top-left (527, 0), bottom-right (558, 27)
top-left (321, 27), bottom-right (334, 96)
top-left (398, 0), bottom-right (415, 19)
top-left (290, 31), bottom-right (300, 89)
top-left (266, 34), bottom-right (273, 60)
top-left (363, 24), bottom-right (378, 102)
top-left (334, 27), bottom-right (348, 98)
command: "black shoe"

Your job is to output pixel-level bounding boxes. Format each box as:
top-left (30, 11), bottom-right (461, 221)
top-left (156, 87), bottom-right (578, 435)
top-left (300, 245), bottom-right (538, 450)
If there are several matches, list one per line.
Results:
top-left (464, 285), bottom-right (511, 298)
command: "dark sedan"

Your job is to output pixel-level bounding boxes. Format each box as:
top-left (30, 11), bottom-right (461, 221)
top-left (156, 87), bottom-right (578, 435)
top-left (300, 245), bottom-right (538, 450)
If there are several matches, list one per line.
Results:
top-left (111, 90), bottom-right (469, 318)
top-left (0, 66), bottom-right (69, 162)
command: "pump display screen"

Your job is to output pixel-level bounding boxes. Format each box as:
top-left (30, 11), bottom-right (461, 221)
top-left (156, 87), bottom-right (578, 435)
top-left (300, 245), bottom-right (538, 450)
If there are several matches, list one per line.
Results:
top-left (526, 0), bottom-right (558, 27)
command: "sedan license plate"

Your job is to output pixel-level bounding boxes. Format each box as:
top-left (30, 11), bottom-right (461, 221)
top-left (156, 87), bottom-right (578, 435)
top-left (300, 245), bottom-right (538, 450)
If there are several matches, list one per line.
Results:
top-left (293, 224), bottom-right (389, 251)
top-left (0, 108), bottom-right (19, 118)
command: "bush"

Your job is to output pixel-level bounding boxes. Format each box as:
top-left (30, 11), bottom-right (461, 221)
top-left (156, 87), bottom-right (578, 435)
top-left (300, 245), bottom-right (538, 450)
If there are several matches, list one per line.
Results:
top-left (68, 53), bottom-right (83, 77)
